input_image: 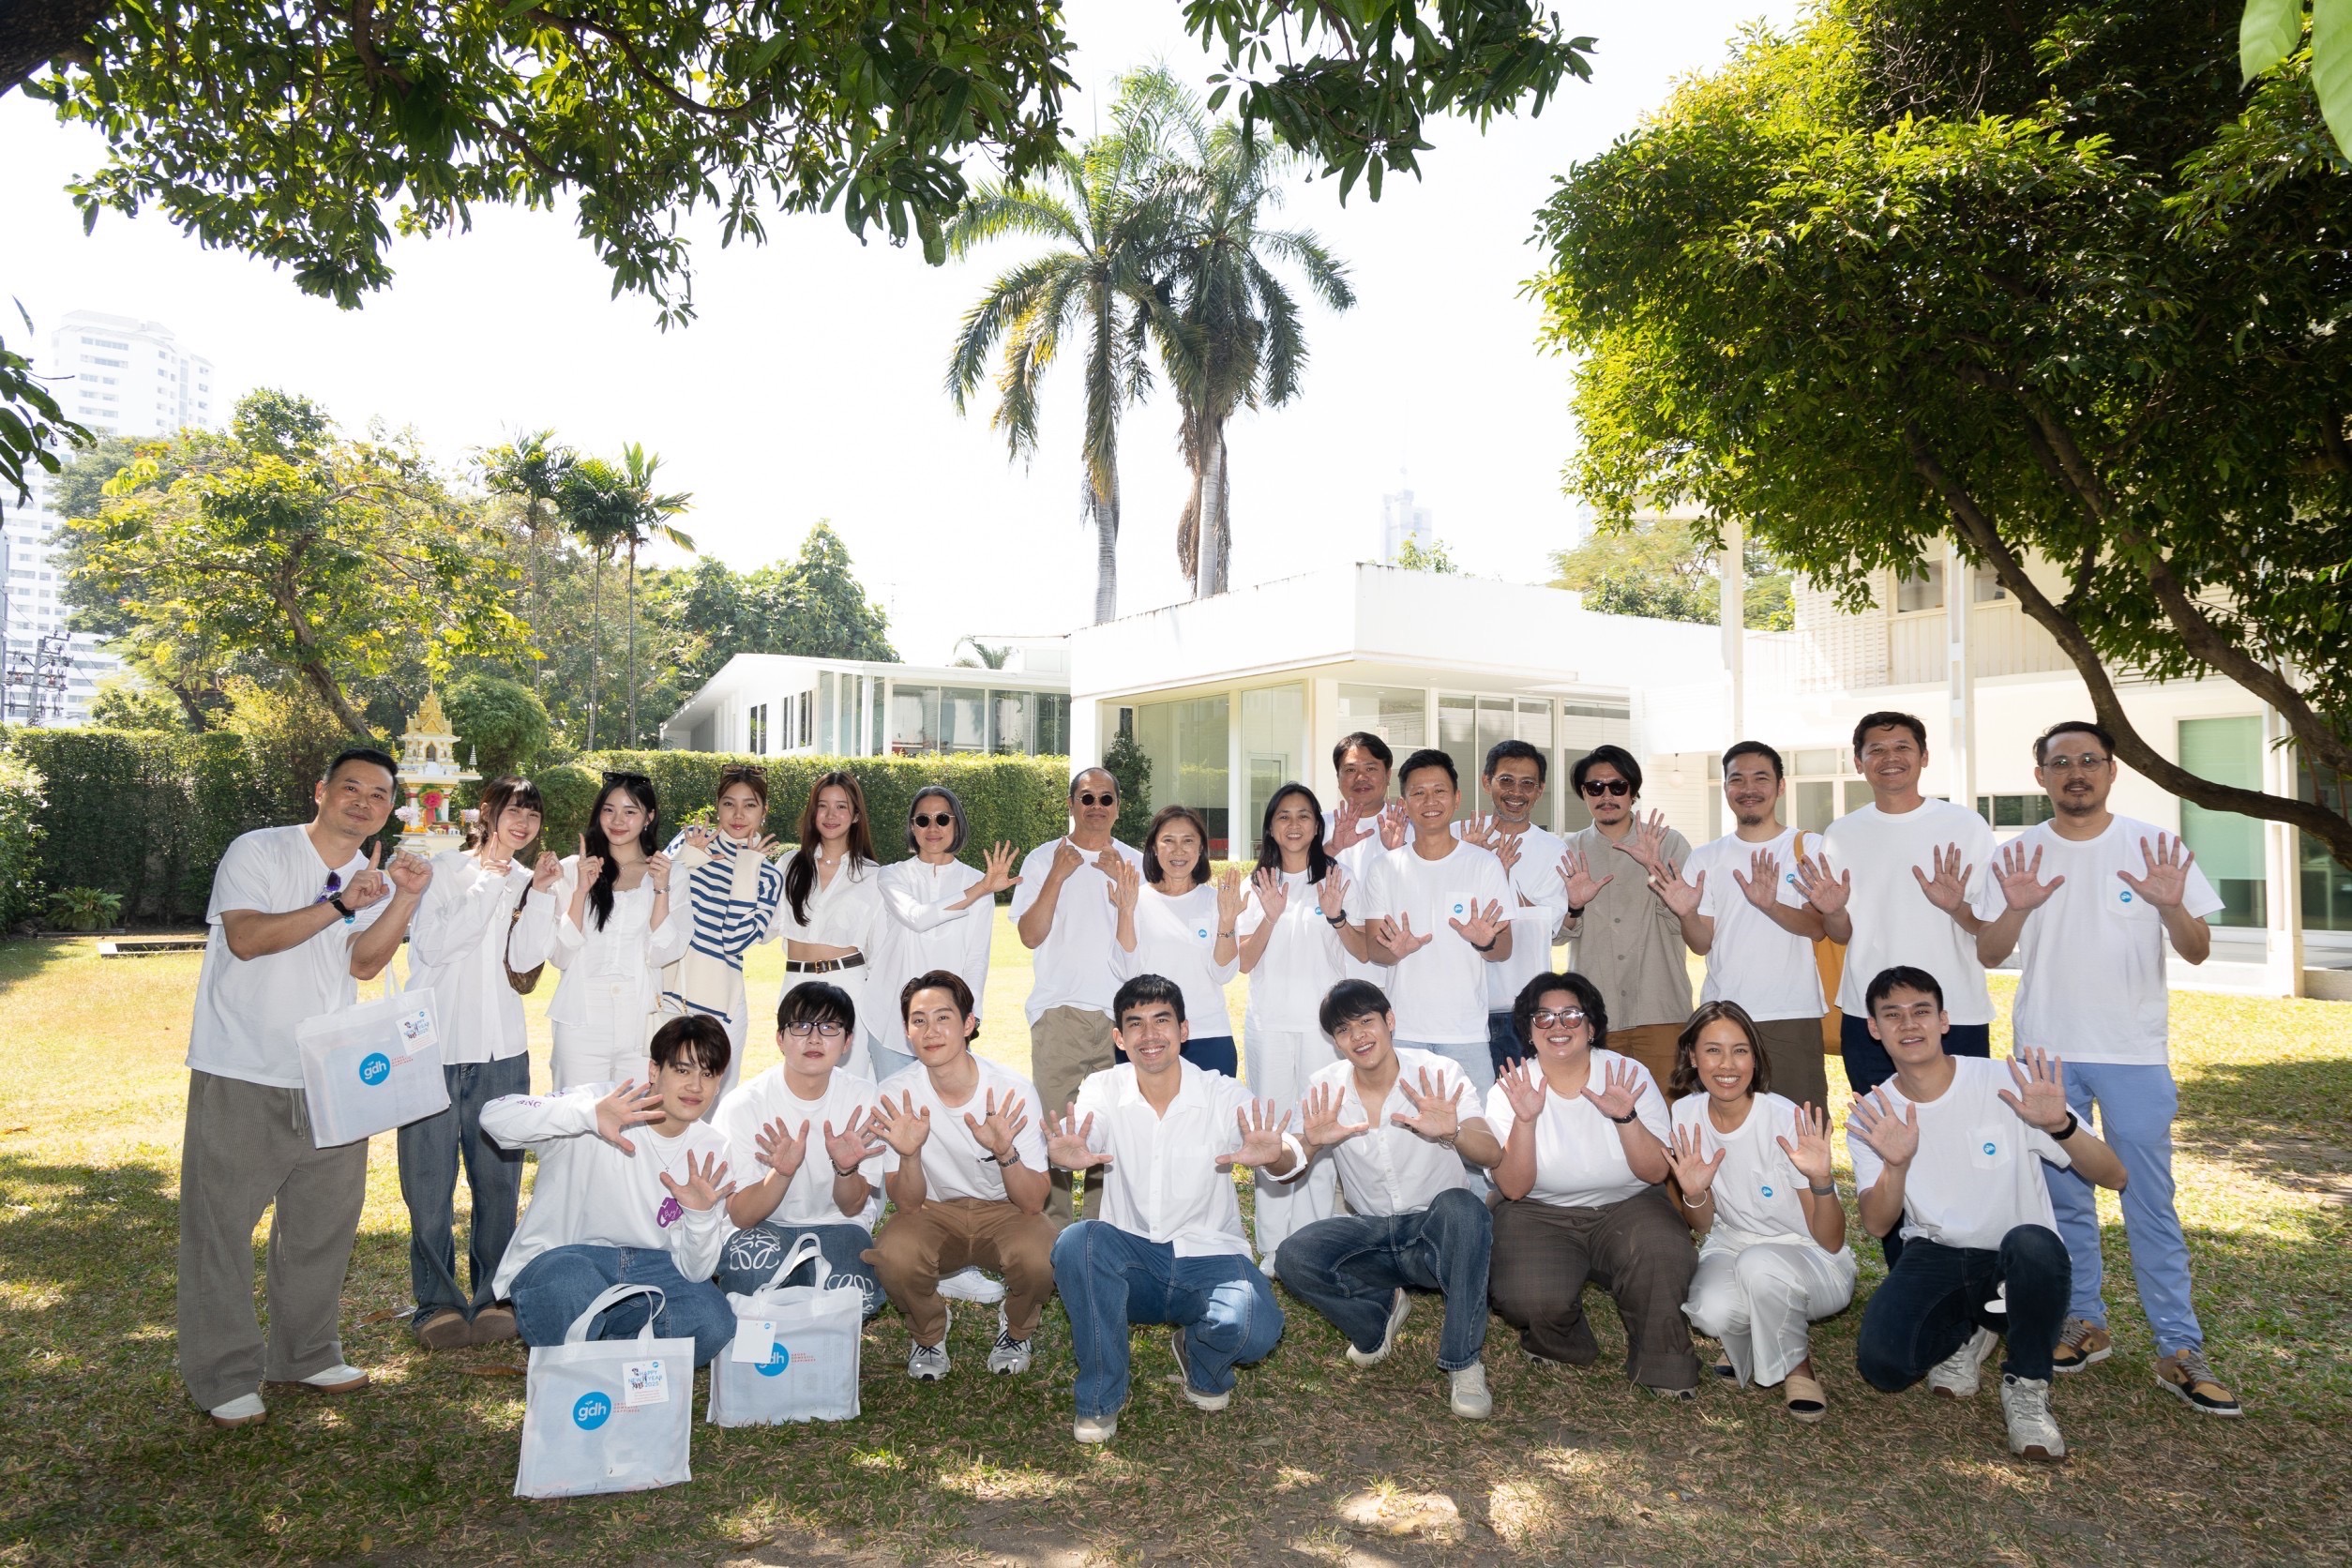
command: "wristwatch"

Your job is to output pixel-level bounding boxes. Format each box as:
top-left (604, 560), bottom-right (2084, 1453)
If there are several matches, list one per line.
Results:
top-left (1322, 910), bottom-right (1348, 927)
top-left (328, 894), bottom-right (354, 922)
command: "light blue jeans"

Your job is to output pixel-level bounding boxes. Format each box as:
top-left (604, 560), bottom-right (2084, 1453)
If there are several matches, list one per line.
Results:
top-left (2045, 1061), bottom-right (2202, 1354)
top-left (1396, 1037), bottom-right (1496, 1097)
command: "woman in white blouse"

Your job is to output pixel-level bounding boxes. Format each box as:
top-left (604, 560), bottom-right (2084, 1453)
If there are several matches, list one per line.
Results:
top-left (1664, 1000), bottom-right (1855, 1421)
top-left (1112, 805), bottom-right (1243, 1076)
top-left (1235, 783), bottom-right (1375, 1259)
top-left (777, 770), bottom-right (883, 1080)
top-left (871, 785), bottom-right (1018, 1082)
top-left (1485, 970), bottom-right (1701, 1395)
top-left (398, 776), bottom-right (559, 1348)
top-left (547, 772), bottom-right (686, 1090)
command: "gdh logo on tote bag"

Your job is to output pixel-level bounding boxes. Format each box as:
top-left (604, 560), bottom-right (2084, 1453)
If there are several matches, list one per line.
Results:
top-left (515, 1283), bottom-right (694, 1499)
top-left (706, 1234), bottom-right (863, 1426)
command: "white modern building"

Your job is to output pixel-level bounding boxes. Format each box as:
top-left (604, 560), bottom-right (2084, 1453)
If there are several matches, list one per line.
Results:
top-left (49, 310), bottom-right (219, 439)
top-left (658, 641), bottom-right (1072, 760)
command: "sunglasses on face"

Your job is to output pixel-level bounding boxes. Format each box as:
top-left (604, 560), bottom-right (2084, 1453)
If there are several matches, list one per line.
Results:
top-left (1530, 1007), bottom-right (1589, 1029)
top-left (912, 812), bottom-right (955, 829)
top-left (1075, 792), bottom-right (1117, 807)
top-left (1578, 779), bottom-right (1631, 798)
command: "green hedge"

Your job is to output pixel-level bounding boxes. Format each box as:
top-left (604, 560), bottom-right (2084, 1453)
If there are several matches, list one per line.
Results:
top-left (0, 748), bottom-right (45, 928)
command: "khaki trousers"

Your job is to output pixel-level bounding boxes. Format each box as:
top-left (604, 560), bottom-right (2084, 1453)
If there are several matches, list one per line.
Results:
top-left (1609, 1022), bottom-right (1684, 1099)
top-left (1031, 1005), bottom-right (1115, 1224)
top-left (1751, 1016), bottom-right (1832, 1110)
top-left (867, 1198), bottom-right (1059, 1344)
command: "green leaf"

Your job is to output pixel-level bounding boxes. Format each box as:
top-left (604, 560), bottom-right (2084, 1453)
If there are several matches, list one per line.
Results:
top-left (2316, 0), bottom-right (2352, 152)
top-left (2240, 0), bottom-right (2305, 83)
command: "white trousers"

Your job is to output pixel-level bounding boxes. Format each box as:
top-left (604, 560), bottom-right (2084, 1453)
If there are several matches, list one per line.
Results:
top-left (1683, 1233), bottom-right (1857, 1388)
top-left (550, 1018), bottom-right (653, 1092)
top-left (1244, 1024), bottom-right (1341, 1261)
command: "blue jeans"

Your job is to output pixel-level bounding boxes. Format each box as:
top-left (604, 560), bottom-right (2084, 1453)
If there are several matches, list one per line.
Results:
top-left (1855, 1225), bottom-right (2069, 1388)
top-left (1116, 1033), bottom-right (1238, 1077)
top-left (1397, 1037), bottom-right (1496, 1098)
top-left (714, 1220), bottom-right (884, 1318)
top-left (2045, 1061), bottom-right (2201, 1353)
top-left (1274, 1188), bottom-right (1492, 1371)
top-left (1486, 1010), bottom-right (1524, 1079)
top-left (1052, 1222), bottom-right (1284, 1419)
top-left (867, 1042), bottom-right (916, 1083)
top-left (508, 1244), bottom-right (736, 1367)
top-left (396, 1054), bottom-right (531, 1324)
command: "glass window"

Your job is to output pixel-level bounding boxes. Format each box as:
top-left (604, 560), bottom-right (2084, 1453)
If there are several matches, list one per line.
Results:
top-left (1517, 700), bottom-right (1556, 830)
top-left (890, 686), bottom-right (940, 754)
top-left (990, 689), bottom-right (1033, 754)
top-left (1437, 694), bottom-right (1479, 822)
top-left (1972, 566), bottom-right (2007, 602)
top-left (1976, 793), bottom-right (2055, 829)
top-left (1560, 700), bottom-right (1632, 719)
top-left (871, 678), bottom-right (886, 757)
top-left (1794, 780), bottom-right (1834, 832)
top-left (1241, 685), bottom-right (1304, 847)
top-left (2302, 761), bottom-right (2352, 931)
top-left (798, 690), bottom-right (813, 748)
top-left (1843, 779), bottom-right (1874, 815)
top-left (1795, 747), bottom-right (1843, 776)
top-left (1135, 695), bottom-right (1231, 853)
top-left (940, 686), bottom-right (987, 752)
top-left (1896, 563), bottom-right (1945, 613)
top-left (2178, 716), bottom-right (2266, 927)
top-left (817, 673), bottom-right (836, 754)
top-left (1037, 693), bottom-right (1071, 755)
top-left (1336, 683), bottom-right (1427, 752)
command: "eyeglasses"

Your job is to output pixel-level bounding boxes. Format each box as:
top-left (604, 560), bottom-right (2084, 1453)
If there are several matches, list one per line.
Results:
top-left (1577, 779), bottom-right (1631, 798)
top-left (784, 1021), bottom-right (848, 1039)
top-left (2041, 753), bottom-right (2112, 774)
top-left (912, 812), bottom-right (956, 829)
top-left (1076, 792), bottom-right (1117, 807)
top-left (1530, 1007), bottom-right (1589, 1029)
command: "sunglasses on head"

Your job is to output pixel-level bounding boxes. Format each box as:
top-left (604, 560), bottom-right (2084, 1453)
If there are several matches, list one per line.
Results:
top-left (602, 770), bottom-right (652, 787)
top-left (1075, 791), bottom-right (1117, 807)
top-left (1578, 778), bottom-right (1632, 798)
top-left (912, 812), bottom-right (955, 829)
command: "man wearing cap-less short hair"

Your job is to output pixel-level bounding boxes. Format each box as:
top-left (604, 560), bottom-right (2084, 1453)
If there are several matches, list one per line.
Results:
top-left (1555, 745), bottom-right (1692, 1090)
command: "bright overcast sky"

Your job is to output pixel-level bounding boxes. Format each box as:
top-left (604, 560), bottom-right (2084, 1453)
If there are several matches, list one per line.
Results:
top-left (0, 2), bottom-right (1799, 665)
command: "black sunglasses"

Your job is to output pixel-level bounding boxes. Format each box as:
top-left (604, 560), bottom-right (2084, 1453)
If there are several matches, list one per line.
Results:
top-left (912, 812), bottom-right (956, 829)
top-left (1578, 778), bottom-right (1632, 798)
top-left (602, 770), bottom-right (652, 786)
top-left (1075, 791), bottom-right (1118, 807)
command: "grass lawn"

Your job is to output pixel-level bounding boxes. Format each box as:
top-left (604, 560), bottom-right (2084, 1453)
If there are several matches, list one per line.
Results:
top-left (2, 912), bottom-right (2347, 1564)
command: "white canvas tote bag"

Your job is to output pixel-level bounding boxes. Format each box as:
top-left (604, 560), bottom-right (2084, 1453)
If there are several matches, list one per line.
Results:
top-left (515, 1283), bottom-right (695, 1499)
top-left (295, 988), bottom-right (449, 1149)
top-left (705, 1234), bottom-right (865, 1426)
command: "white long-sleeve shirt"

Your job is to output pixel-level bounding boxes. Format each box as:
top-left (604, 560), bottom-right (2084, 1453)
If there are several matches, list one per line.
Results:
top-left (483, 1084), bottom-right (734, 1298)
top-left (1068, 1062), bottom-right (1259, 1258)
top-left (1117, 882), bottom-right (1239, 1039)
top-left (404, 849), bottom-right (552, 1063)
top-left (545, 857), bottom-right (688, 1033)
top-left (872, 857), bottom-right (996, 1051)
top-left (1235, 867), bottom-right (1355, 1035)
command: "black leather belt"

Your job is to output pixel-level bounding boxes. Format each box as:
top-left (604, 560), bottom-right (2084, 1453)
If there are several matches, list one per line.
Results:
top-left (785, 954), bottom-right (866, 973)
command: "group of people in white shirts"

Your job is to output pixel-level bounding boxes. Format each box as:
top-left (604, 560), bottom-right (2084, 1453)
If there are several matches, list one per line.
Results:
top-left (173, 707), bottom-right (2240, 1470)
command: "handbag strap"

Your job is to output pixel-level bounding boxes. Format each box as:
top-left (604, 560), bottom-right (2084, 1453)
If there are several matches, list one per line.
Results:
top-left (761, 1231), bottom-right (831, 1294)
top-left (565, 1282), bottom-right (667, 1344)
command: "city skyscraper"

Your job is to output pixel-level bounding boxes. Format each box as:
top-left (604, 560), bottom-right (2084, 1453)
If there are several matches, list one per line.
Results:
top-left (1380, 486), bottom-right (1433, 563)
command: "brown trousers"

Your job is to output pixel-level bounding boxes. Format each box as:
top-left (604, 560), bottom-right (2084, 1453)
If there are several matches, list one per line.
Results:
top-left (1609, 1023), bottom-right (1684, 1098)
top-left (1488, 1185), bottom-right (1699, 1391)
top-left (1031, 1005), bottom-right (1116, 1224)
top-left (1752, 1016), bottom-right (1831, 1111)
top-left (867, 1197), bottom-right (1059, 1345)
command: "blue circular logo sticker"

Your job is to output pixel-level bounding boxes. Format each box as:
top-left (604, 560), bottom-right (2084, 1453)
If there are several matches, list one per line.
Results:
top-left (1983, 1141), bottom-right (1998, 1156)
top-left (572, 1392), bottom-right (611, 1429)
top-left (1197, 927), bottom-right (1209, 940)
top-left (1760, 1184), bottom-right (1774, 1198)
top-left (756, 1343), bottom-right (790, 1378)
top-left (1453, 901), bottom-right (1466, 915)
top-left (2119, 889), bottom-right (2134, 903)
top-left (357, 1052), bottom-right (391, 1086)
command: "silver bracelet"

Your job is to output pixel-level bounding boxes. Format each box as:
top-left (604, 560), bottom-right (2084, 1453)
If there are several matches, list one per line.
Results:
top-left (1681, 1188), bottom-right (1710, 1209)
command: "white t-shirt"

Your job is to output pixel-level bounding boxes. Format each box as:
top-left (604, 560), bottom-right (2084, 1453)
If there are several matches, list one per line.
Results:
top-left (873, 1058), bottom-right (1049, 1204)
top-left (1235, 867), bottom-right (1354, 1034)
top-left (1297, 1048), bottom-right (1484, 1215)
top-left (1668, 1091), bottom-right (1817, 1247)
top-left (188, 825), bottom-right (386, 1088)
top-left (1009, 837), bottom-right (1146, 1022)
top-left (1485, 823), bottom-right (1570, 1012)
top-left (711, 1064), bottom-right (887, 1232)
top-left (1118, 882), bottom-right (1238, 1038)
top-left (483, 1084), bottom-right (735, 1298)
top-left (1846, 1056), bottom-right (2072, 1250)
top-left (1361, 839), bottom-right (1515, 1045)
top-left (1820, 799), bottom-right (1995, 1025)
top-left (1482, 1048), bottom-right (1671, 1209)
top-left (1969, 816), bottom-right (2224, 1064)
top-left (1067, 1062), bottom-right (1259, 1257)
top-left (1682, 827), bottom-right (1826, 1022)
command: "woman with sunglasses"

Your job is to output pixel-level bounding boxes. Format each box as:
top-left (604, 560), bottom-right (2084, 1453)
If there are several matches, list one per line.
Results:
top-left (657, 763), bottom-right (787, 1108)
top-left (1485, 971), bottom-right (1701, 1397)
top-left (777, 770), bottom-right (884, 1079)
top-left (547, 772), bottom-right (685, 1090)
top-left (1111, 805), bottom-right (1244, 1076)
top-left (872, 787), bottom-right (1019, 1082)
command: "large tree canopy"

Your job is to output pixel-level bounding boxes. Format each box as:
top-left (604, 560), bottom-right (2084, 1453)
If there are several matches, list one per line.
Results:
top-left (1535, 0), bottom-right (2352, 867)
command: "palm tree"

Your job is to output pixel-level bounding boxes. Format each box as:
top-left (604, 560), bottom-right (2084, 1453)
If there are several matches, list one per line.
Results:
top-left (944, 68), bottom-right (1194, 626)
top-left (478, 430), bottom-right (576, 692)
top-left (612, 443), bottom-right (694, 747)
top-left (555, 457), bottom-right (633, 750)
top-left (953, 637), bottom-right (1015, 669)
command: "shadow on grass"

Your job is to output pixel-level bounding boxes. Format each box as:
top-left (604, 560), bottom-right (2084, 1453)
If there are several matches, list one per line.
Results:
top-left (2179, 1053), bottom-right (2352, 1199)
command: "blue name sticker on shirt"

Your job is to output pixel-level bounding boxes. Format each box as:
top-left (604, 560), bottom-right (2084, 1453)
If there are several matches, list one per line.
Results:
top-left (1983, 1140), bottom-right (1998, 1155)
top-left (1197, 927), bottom-right (1210, 940)
top-left (1759, 1184), bottom-right (1774, 1199)
top-left (357, 1052), bottom-right (391, 1086)
top-left (757, 1343), bottom-right (791, 1378)
top-left (1452, 900), bottom-right (1467, 916)
top-left (572, 1391), bottom-right (611, 1429)
top-left (2118, 889), bottom-right (2135, 904)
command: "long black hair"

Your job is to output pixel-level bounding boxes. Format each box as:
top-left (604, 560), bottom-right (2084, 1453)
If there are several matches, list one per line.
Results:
top-left (1255, 782), bottom-right (1333, 882)
top-left (584, 774), bottom-right (660, 931)
top-left (785, 770), bottom-right (878, 926)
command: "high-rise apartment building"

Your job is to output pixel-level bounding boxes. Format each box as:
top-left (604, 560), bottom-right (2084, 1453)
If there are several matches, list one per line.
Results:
top-left (49, 310), bottom-right (219, 438)
top-left (1380, 487), bottom-right (1433, 562)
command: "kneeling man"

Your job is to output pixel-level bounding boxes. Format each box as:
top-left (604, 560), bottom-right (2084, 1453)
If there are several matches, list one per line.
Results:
top-left (866, 970), bottom-right (1057, 1381)
top-left (1048, 974), bottom-right (1301, 1442)
top-left (1274, 979), bottom-right (1501, 1419)
top-left (1847, 966), bottom-right (2127, 1461)
top-left (483, 1015), bottom-right (739, 1364)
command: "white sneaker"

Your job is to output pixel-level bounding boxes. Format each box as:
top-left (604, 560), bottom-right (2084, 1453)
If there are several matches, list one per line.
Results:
top-left (2000, 1373), bottom-right (2066, 1461)
top-left (1168, 1328), bottom-right (1231, 1411)
top-left (206, 1392), bottom-right (267, 1428)
top-left (986, 1307), bottom-right (1033, 1376)
top-left (290, 1364), bottom-right (369, 1394)
top-left (908, 1337), bottom-right (951, 1381)
top-left (936, 1267), bottom-right (1006, 1304)
top-left (1074, 1413), bottom-right (1118, 1443)
top-left (1928, 1328), bottom-right (1998, 1399)
top-left (1449, 1363), bottom-right (1493, 1420)
top-left (1346, 1289), bottom-right (1412, 1368)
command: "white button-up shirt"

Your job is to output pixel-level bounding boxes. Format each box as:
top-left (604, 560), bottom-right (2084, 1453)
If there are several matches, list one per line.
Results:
top-left (404, 849), bottom-right (552, 1063)
top-left (1069, 1062), bottom-right (1258, 1257)
top-left (1295, 1048), bottom-right (1484, 1215)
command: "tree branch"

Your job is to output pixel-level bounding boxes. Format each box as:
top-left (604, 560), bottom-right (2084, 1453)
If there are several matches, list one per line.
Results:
top-left (0, 0), bottom-right (115, 100)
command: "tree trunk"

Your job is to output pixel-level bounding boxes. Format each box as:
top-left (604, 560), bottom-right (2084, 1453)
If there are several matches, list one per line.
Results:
top-left (1195, 419), bottom-right (1229, 599)
top-left (585, 550), bottom-right (602, 750)
top-left (1094, 469), bottom-right (1120, 626)
top-left (626, 538), bottom-right (639, 748)
top-left (528, 505), bottom-right (547, 693)
top-left (0, 0), bottom-right (112, 101)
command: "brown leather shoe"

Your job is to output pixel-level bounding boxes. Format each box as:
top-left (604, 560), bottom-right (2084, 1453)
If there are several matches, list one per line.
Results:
top-left (414, 1308), bottom-right (472, 1350)
top-left (468, 1304), bottom-right (519, 1345)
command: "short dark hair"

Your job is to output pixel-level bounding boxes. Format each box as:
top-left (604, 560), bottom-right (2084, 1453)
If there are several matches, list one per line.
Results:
top-left (1720, 741), bottom-right (1785, 780)
top-left (1141, 805), bottom-right (1214, 886)
top-left (1511, 971), bottom-right (1608, 1055)
top-left (1669, 1000), bottom-right (1772, 1101)
top-left (1317, 978), bottom-right (1393, 1038)
top-left (323, 746), bottom-right (399, 787)
top-left (1863, 964), bottom-right (1945, 1015)
top-left (1396, 747), bottom-right (1457, 791)
top-left (1333, 731), bottom-right (1395, 773)
top-left (1112, 972), bottom-right (1186, 1027)
top-left (1570, 745), bottom-right (1642, 798)
top-left (1484, 739), bottom-right (1547, 783)
top-left (777, 980), bottom-right (856, 1035)
top-left (899, 968), bottom-right (976, 1025)
top-left (1851, 711), bottom-right (1928, 756)
top-left (2033, 720), bottom-right (2116, 765)
top-left (905, 786), bottom-right (972, 854)
top-left (650, 1013), bottom-right (731, 1078)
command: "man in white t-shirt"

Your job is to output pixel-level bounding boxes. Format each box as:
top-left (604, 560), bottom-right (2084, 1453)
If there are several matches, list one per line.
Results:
top-left (1847, 966), bottom-right (2127, 1461)
top-left (867, 970), bottom-right (1056, 1382)
top-left (1972, 720), bottom-right (2239, 1416)
top-left (1357, 749), bottom-right (1515, 1095)
top-left (1047, 975), bottom-right (1303, 1444)
top-left (1274, 980), bottom-right (1503, 1420)
top-left (178, 746), bottom-right (434, 1429)
top-left (1322, 730), bottom-right (1409, 984)
top-left (709, 982), bottom-right (888, 1316)
top-left (1652, 742), bottom-right (1830, 1108)
top-left (1796, 712), bottom-right (1996, 1096)
top-left (1462, 740), bottom-right (1571, 1080)
top-left (1011, 766), bottom-right (1146, 1223)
